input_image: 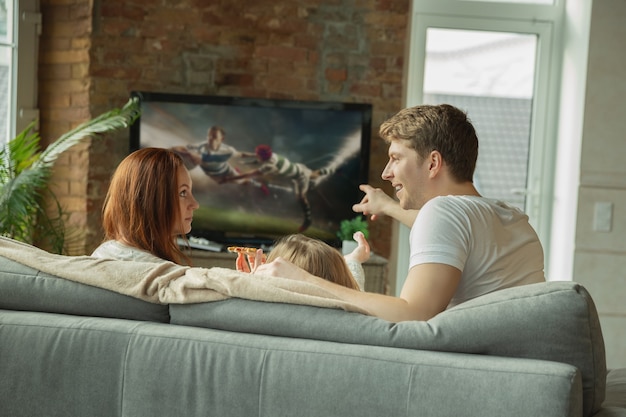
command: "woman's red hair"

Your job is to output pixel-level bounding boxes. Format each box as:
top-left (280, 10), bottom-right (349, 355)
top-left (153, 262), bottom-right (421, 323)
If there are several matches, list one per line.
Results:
top-left (101, 147), bottom-right (190, 264)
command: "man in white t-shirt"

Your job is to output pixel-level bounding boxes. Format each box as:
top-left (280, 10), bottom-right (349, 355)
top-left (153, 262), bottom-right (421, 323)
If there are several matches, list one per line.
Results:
top-left (255, 104), bottom-right (545, 322)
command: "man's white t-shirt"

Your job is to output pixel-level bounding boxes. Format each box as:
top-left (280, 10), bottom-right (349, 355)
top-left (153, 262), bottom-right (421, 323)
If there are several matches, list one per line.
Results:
top-left (409, 195), bottom-right (545, 308)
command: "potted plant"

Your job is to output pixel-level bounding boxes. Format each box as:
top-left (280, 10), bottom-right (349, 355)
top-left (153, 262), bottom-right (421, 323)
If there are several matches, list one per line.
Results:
top-left (337, 215), bottom-right (369, 254)
top-left (0, 98), bottom-right (140, 253)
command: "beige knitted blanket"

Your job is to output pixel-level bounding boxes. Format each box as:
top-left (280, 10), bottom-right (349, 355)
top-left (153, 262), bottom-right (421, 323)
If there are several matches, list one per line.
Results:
top-left (0, 237), bottom-right (369, 314)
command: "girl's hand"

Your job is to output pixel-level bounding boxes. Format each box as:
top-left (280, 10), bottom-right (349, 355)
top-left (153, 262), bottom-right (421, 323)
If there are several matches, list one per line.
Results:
top-left (344, 231), bottom-right (371, 264)
top-left (235, 248), bottom-right (266, 273)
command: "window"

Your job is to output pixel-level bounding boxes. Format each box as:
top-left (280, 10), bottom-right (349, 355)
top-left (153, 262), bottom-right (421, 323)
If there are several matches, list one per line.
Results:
top-left (393, 0), bottom-right (565, 294)
top-left (0, 0), bottom-right (13, 143)
top-left (423, 28), bottom-right (538, 211)
top-left (0, 0), bottom-right (40, 144)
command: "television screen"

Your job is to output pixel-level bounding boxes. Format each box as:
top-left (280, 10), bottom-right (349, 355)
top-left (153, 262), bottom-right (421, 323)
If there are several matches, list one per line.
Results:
top-left (129, 91), bottom-right (372, 248)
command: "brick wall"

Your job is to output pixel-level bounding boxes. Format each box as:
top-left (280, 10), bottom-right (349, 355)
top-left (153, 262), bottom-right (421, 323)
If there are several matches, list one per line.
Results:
top-left (38, 0), bottom-right (93, 254)
top-left (38, 0), bottom-right (410, 257)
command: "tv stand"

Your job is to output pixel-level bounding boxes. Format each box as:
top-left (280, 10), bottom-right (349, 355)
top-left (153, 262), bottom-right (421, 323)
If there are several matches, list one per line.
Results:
top-left (187, 250), bottom-right (389, 295)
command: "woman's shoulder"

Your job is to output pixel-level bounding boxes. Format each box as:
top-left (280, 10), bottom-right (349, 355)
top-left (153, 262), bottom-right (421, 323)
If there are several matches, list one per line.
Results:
top-left (92, 240), bottom-right (164, 263)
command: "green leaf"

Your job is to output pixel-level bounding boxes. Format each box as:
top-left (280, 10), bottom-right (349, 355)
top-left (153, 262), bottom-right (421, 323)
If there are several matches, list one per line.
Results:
top-left (336, 215), bottom-right (369, 241)
top-left (0, 98), bottom-right (141, 253)
top-left (34, 97), bottom-right (140, 170)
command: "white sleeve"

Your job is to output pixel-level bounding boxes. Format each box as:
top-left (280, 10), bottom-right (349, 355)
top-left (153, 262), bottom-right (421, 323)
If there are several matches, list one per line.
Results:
top-left (409, 197), bottom-right (470, 271)
top-left (345, 259), bottom-right (365, 291)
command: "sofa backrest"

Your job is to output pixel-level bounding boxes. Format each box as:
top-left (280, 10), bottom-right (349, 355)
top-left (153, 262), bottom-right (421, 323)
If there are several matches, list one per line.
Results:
top-left (0, 255), bottom-right (170, 323)
top-left (170, 281), bottom-right (607, 417)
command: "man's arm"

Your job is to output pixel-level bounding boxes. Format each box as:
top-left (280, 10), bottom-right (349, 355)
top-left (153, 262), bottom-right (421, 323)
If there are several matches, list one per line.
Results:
top-left (254, 258), bottom-right (461, 322)
top-left (352, 184), bottom-right (418, 227)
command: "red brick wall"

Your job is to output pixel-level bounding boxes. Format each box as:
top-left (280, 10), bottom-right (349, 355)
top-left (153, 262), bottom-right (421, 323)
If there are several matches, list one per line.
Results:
top-left (38, 0), bottom-right (409, 257)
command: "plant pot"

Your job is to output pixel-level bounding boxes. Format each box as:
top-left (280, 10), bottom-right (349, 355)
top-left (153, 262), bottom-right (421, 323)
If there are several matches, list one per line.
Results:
top-left (341, 239), bottom-right (358, 255)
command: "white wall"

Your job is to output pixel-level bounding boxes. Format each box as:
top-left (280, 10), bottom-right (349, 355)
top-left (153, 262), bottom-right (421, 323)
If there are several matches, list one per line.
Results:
top-left (573, 0), bottom-right (626, 370)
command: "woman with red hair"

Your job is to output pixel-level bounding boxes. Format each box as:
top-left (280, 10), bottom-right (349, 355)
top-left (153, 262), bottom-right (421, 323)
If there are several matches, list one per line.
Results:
top-left (92, 147), bottom-right (200, 265)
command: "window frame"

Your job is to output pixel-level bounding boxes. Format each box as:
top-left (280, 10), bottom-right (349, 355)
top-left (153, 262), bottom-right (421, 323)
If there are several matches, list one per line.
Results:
top-left (1, 0), bottom-right (39, 142)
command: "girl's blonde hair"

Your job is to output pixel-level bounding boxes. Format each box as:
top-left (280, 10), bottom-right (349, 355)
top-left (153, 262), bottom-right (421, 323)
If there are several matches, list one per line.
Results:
top-left (266, 234), bottom-right (359, 290)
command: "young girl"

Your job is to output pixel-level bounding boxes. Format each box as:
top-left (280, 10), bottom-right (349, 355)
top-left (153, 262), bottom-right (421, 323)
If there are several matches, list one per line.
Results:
top-left (235, 232), bottom-right (370, 291)
top-left (92, 147), bottom-right (199, 265)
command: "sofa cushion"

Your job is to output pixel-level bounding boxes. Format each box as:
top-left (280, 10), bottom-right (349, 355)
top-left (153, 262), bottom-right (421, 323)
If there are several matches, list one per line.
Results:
top-left (170, 281), bottom-right (606, 417)
top-left (0, 255), bottom-right (170, 323)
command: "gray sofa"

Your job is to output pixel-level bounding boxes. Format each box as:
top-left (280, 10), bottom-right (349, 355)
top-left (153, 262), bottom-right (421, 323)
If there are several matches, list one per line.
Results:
top-left (1, 251), bottom-right (625, 417)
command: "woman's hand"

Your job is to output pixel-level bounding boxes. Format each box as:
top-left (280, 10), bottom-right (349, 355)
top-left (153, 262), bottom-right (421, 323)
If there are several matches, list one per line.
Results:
top-left (344, 231), bottom-right (370, 264)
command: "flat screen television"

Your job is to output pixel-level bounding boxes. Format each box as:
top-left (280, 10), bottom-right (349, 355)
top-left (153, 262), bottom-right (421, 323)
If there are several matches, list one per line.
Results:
top-left (129, 91), bottom-right (372, 248)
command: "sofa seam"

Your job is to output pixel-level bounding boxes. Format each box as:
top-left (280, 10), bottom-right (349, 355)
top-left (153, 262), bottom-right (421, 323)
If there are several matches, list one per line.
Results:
top-left (119, 323), bottom-right (143, 417)
top-left (405, 365), bottom-right (415, 417)
top-left (257, 350), bottom-right (267, 417)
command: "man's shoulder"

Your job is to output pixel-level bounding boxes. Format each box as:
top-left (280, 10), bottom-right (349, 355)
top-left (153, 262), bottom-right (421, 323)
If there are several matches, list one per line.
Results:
top-left (428, 195), bottom-right (516, 211)
top-left (422, 195), bottom-right (526, 224)
top-left (423, 195), bottom-right (485, 212)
